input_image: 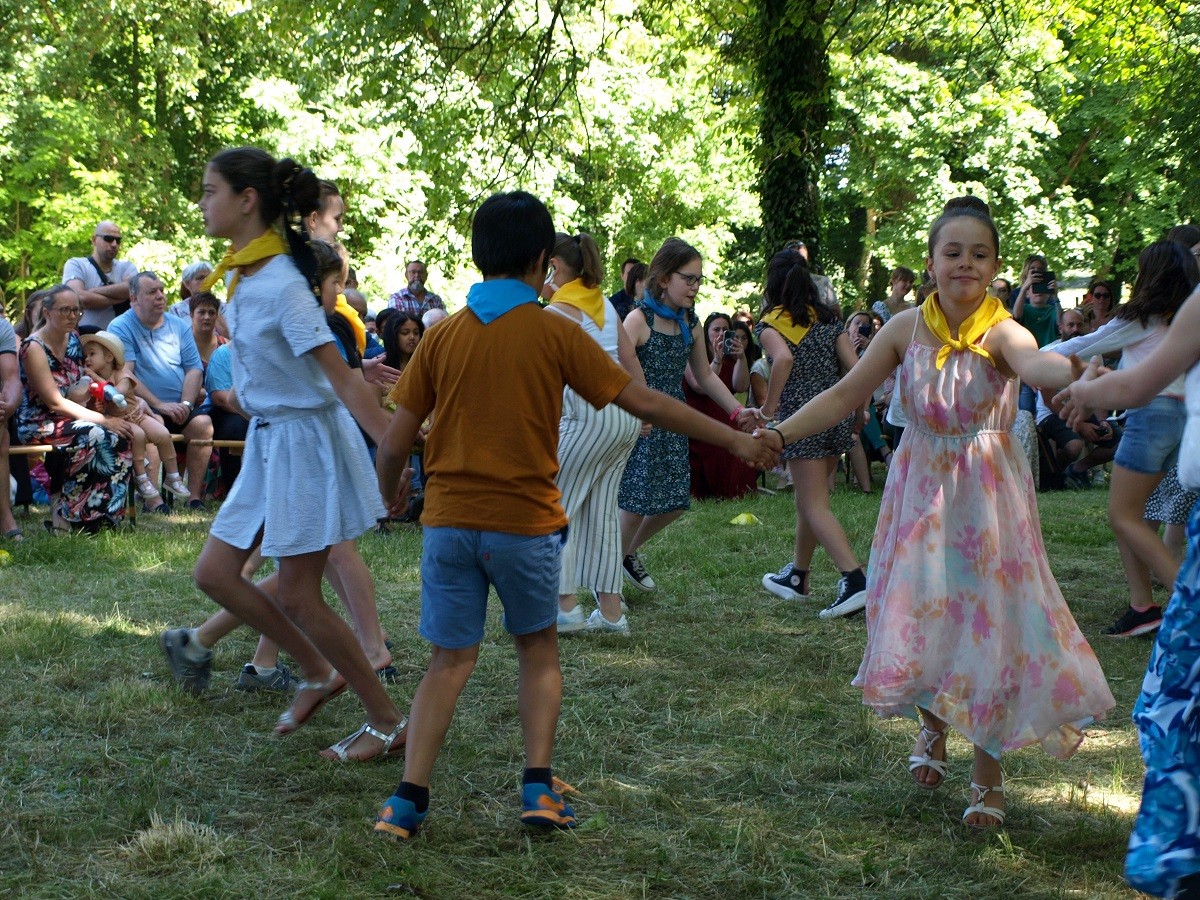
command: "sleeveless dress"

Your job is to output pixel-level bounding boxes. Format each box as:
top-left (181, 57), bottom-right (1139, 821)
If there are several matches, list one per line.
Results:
top-left (852, 337), bottom-right (1115, 758)
top-left (617, 304), bottom-right (696, 515)
top-left (755, 319), bottom-right (854, 461)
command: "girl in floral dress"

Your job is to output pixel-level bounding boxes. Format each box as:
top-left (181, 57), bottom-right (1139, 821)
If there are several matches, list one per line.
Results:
top-left (758, 198), bottom-right (1114, 827)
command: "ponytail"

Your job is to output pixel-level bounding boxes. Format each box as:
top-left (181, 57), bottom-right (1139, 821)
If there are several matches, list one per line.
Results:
top-left (551, 232), bottom-right (605, 288)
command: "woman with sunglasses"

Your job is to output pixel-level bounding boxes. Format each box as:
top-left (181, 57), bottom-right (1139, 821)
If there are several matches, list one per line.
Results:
top-left (15, 284), bottom-right (133, 532)
top-left (617, 238), bottom-right (757, 592)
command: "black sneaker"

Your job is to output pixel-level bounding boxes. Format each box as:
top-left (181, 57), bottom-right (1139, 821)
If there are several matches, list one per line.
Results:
top-left (761, 563), bottom-right (809, 601)
top-left (1103, 605), bottom-right (1163, 638)
top-left (236, 663), bottom-right (298, 694)
top-left (819, 569), bottom-right (868, 619)
top-left (622, 554), bottom-right (656, 592)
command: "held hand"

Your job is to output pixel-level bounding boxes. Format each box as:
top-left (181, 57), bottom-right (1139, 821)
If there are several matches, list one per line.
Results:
top-left (1053, 355), bottom-right (1107, 431)
top-left (852, 406), bottom-right (868, 436)
top-left (161, 402), bottom-right (188, 424)
top-left (1077, 420), bottom-right (1106, 443)
top-left (363, 356), bottom-right (402, 388)
top-left (735, 406), bottom-right (767, 433)
top-left (384, 467), bottom-right (415, 519)
top-left (732, 431), bottom-right (780, 471)
top-left (103, 415), bottom-right (134, 439)
top-left (639, 421), bottom-right (653, 438)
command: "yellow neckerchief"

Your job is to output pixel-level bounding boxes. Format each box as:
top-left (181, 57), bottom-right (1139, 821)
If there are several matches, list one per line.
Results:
top-left (333, 293), bottom-right (366, 355)
top-left (922, 290), bottom-right (1011, 370)
top-left (551, 278), bottom-right (605, 328)
top-left (760, 306), bottom-right (814, 344)
top-left (201, 228), bottom-right (289, 300)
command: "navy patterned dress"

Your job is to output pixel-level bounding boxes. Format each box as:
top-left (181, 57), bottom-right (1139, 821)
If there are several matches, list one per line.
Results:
top-left (1127, 498), bottom-right (1200, 896)
top-left (617, 304), bottom-right (697, 515)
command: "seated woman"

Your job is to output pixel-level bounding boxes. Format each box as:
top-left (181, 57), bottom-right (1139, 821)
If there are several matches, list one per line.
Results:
top-left (15, 284), bottom-right (133, 532)
top-left (683, 312), bottom-right (757, 500)
top-left (844, 310), bottom-right (893, 491)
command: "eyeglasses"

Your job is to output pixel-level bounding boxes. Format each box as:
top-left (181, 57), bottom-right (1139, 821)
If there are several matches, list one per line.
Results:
top-left (674, 272), bottom-right (705, 288)
top-left (54, 307), bottom-right (83, 317)
top-left (96, 235), bottom-right (122, 244)
top-left (1091, 292), bottom-right (1111, 300)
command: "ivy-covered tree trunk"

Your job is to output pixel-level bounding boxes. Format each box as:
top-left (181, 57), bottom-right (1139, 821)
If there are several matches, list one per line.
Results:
top-left (756, 0), bottom-right (831, 268)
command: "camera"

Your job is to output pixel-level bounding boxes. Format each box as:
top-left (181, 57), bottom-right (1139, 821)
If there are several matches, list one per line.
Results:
top-left (1031, 270), bottom-right (1056, 295)
top-left (856, 323), bottom-right (872, 337)
top-left (722, 331), bottom-right (738, 355)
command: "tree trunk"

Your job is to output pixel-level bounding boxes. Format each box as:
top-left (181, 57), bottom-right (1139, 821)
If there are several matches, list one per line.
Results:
top-left (856, 206), bottom-right (877, 296)
top-left (756, 0), bottom-right (831, 267)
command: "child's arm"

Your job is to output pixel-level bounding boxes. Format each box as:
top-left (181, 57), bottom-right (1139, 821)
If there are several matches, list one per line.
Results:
top-left (756, 327), bottom-right (792, 420)
top-left (762, 310), bottom-right (910, 451)
top-left (376, 405), bottom-right (420, 517)
top-left (311, 343), bottom-right (391, 446)
top-left (988, 319), bottom-right (1079, 390)
top-left (622, 307), bottom-right (651, 350)
top-left (615, 317), bottom-right (648, 388)
top-left (1058, 287), bottom-right (1200, 415)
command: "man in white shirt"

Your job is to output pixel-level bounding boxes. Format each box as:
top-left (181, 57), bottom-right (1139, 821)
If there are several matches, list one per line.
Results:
top-left (63, 221), bottom-right (138, 331)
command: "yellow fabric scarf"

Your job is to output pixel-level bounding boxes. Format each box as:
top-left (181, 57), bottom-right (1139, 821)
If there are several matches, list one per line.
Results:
top-left (760, 306), bottom-right (814, 345)
top-left (201, 229), bottom-right (289, 300)
top-left (334, 293), bottom-right (366, 356)
top-left (922, 291), bottom-right (1011, 370)
top-left (552, 278), bottom-right (605, 328)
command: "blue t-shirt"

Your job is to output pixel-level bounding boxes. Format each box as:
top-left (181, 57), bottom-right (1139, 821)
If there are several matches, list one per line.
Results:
top-left (109, 311), bottom-right (203, 405)
top-left (0, 318), bottom-right (15, 355)
top-left (205, 343), bottom-right (233, 393)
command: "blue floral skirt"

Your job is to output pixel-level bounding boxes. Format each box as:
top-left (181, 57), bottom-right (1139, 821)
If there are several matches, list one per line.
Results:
top-left (1128, 499), bottom-right (1200, 896)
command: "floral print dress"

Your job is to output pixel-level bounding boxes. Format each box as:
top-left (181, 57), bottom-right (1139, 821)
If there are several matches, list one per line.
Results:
top-left (16, 334), bottom-right (131, 527)
top-left (852, 337), bottom-right (1114, 758)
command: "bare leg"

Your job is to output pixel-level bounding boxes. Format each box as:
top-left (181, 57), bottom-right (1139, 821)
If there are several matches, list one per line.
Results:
top-left (791, 457), bottom-right (861, 572)
top-left (847, 444), bottom-right (871, 493)
top-left (911, 707), bottom-right (947, 787)
top-left (514, 626), bottom-right (561, 768)
top-left (402, 644), bottom-right (481, 786)
top-left (0, 429), bottom-right (18, 535)
top-left (595, 591), bottom-right (624, 622)
top-left (1110, 466), bottom-right (1176, 610)
top-left (965, 746), bottom-right (1005, 826)
top-left (325, 539), bottom-right (390, 670)
top-left (182, 415), bottom-right (215, 499)
top-left (624, 509), bottom-right (686, 556)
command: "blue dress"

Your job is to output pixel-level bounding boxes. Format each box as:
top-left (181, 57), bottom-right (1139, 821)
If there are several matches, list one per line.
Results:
top-left (1127, 499), bottom-right (1200, 896)
top-left (617, 303), bottom-right (696, 515)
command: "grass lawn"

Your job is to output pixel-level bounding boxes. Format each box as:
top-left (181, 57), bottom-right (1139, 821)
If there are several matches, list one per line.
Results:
top-left (0, 482), bottom-right (1160, 899)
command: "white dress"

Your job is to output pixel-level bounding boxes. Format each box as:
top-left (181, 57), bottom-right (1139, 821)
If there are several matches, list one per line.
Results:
top-left (209, 255), bottom-right (385, 556)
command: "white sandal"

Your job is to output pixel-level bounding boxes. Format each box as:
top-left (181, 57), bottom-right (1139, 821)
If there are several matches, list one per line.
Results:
top-left (962, 780), bottom-right (1006, 828)
top-left (320, 718), bottom-right (408, 762)
top-left (907, 724), bottom-right (948, 789)
top-left (274, 671), bottom-right (345, 735)
top-left (134, 473), bottom-right (161, 500)
top-left (162, 472), bottom-right (191, 498)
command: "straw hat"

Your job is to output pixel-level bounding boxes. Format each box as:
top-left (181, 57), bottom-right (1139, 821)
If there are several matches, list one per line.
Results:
top-left (80, 331), bottom-right (126, 370)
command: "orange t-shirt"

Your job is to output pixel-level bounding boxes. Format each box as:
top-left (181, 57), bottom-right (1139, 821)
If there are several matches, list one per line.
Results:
top-left (388, 303), bottom-right (631, 535)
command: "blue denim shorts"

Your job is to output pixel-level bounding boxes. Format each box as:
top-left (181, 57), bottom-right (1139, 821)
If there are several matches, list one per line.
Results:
top-left (419, 526), bottom-right (567, 649)
top-left (1114, 396), bottom-right (1185, 475)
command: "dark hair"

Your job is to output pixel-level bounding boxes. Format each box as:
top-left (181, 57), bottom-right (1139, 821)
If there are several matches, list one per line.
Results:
top-left (374, 307), bottom-right (398, 338)
top-left (382, 311), bottom-right (424, 368)
top-left (207, 147), bottom-right (322, 298)
top-left (702, 311), bottom-right (732, 358)
top-left (621, 256), bottom-right (641, 270)
top-left (992, 277), bottom-right (1012, 291)
top-left (471, 191), bottom-right (554, 278)
top-left (309, 240), bottom-right (347, 287)
top-left (646, 238), bottom-right (701, 301)
top-left (624, 262), bottom-right (648, 299)
top-left (762, 250), bottom-right (837, 327)
top-left (889, 266), bottom-right (916, 284)
top-left (1087, 278), bottom-right (1115, 300)
top-left (1118, 240), bottom-right (1199, 326)
top-left (17, 289), bottom-right (49, 338)
top-left (927, 197), bottom-right (1000, 258)
top-left (188, 291), bottom-right (220, 315)
top-left (316, 179), bottom-right (341, 214)
top-left (552, 232), bottom-right (604, 289)
top-left (1166, 224), bottom-right (1200, 249)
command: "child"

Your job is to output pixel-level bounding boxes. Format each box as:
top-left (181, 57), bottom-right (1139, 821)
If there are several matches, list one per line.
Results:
top-left (617, 238), bottom-right (759, 592)
top-left (373, 190), bottom-right (776, 841)
top-left (755, 250), bottom-right (868, 616)
top-left (80, 330), bottom-right (189, 510)
top-left (1057, 285), bottom-right (1200, 900)
top-left (187, 146), bottom-right (407, 759)
top-left (758, 197), bottom-right (1114, 827)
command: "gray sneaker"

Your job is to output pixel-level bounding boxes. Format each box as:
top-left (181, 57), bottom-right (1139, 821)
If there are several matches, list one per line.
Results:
top-left (160, 628), bottom-right (213, 695)
top-left (236, 663), bottom-right (298, 694)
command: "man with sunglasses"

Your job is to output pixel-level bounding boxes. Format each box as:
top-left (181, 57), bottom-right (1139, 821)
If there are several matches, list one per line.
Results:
top-left (63, 221), bottom-right (138, 332)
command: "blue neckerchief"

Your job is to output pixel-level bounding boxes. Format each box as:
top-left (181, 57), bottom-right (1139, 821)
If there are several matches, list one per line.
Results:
top-left (466, 279), bottom-right (539, 324)
top-left (642, 289), bottom-right (693, 349)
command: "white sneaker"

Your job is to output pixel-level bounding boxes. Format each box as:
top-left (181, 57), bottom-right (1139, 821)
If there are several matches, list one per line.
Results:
top-left (586, 609), bottom-right (630, 635)
top-left (557, 606), bottom-right (587, 634)
top-left (761, 562), bottom-right (809, 601)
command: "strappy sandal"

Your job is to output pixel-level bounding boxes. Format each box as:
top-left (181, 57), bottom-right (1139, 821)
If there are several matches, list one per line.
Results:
top-left (962, 780), bottom-right (1006, 829)
top-left (907, 724), bottom-right (948, 790)
top-left (162, 473), bottom-right (191, 498)
top-left (320, 717), bottom-right (408, 762)
top-left (274, 671), bottom-right (346, 735)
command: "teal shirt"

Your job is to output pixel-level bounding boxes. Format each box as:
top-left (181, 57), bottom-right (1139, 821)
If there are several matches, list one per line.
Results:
top-left (1018, 301), bottom-right (1059, 347)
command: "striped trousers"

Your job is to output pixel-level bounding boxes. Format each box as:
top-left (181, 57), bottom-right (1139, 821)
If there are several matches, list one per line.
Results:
top-left (557, 388), bottom-right (642, 595)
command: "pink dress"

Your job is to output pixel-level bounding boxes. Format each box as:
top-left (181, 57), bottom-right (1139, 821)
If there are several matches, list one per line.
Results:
top-left (853, 337), bottom-right (1115, 759)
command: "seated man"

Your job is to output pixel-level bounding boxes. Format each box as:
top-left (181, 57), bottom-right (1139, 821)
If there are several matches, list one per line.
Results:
top-left (1035, 308), bottom-right (1119, 487)
top-left (109, 271), bottom-right (213, 505)
top-left (203, 342), bottom-right (248, 493)
top-left (0, 315), bottom-right (22, 540)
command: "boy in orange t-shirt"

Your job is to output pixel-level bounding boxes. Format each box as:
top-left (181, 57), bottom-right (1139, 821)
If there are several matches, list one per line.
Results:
top-left (373, 191), bottom-right (777, 841)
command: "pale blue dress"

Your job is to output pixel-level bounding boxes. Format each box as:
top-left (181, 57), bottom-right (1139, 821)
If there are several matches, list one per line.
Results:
top-left (210, 255), bottom-right (385, 556)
